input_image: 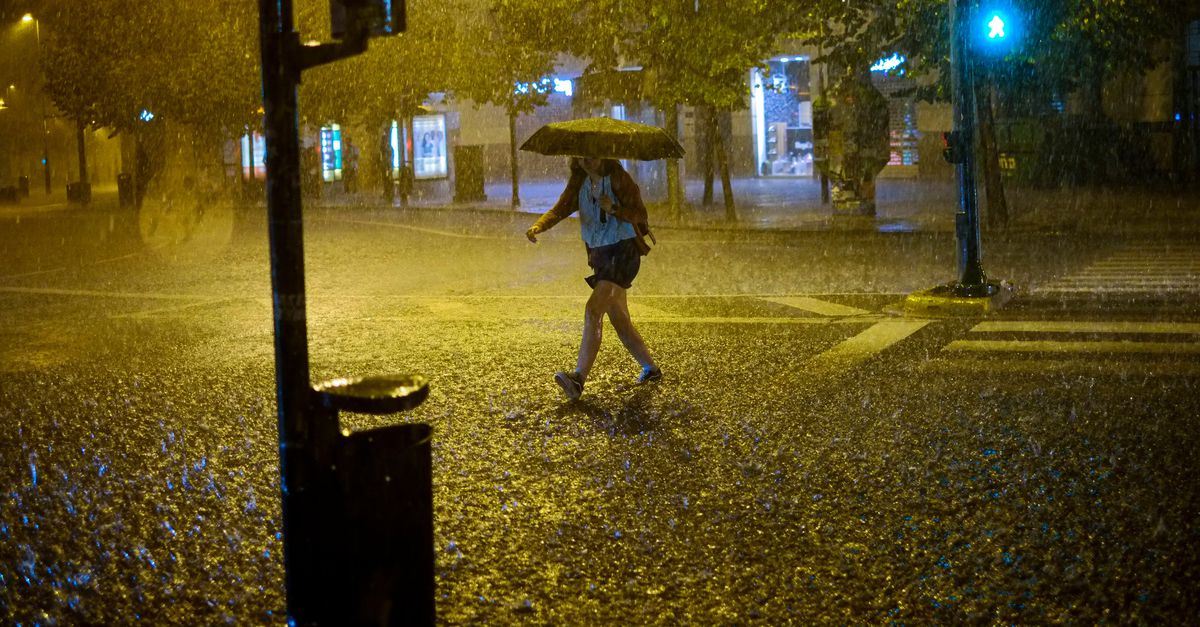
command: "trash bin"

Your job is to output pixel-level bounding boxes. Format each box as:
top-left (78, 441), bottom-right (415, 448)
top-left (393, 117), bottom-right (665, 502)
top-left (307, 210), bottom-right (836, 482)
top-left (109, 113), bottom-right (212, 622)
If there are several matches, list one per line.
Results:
top-left (117, 173), bottom-right (134, 207)
top-left (293, 375), bottom-right (435, 625)
top-left (67, 182), bottom-right (92, 204)
top-left (17, 176), bottom-right (29, 198)
top-left (453, 145), bottom-right (486, 203)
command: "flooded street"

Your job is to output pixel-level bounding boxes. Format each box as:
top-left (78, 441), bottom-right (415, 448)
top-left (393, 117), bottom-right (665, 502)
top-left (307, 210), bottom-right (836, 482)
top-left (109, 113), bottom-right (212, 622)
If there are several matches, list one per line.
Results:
top-left (3, 198), bottom-right (1198, 622)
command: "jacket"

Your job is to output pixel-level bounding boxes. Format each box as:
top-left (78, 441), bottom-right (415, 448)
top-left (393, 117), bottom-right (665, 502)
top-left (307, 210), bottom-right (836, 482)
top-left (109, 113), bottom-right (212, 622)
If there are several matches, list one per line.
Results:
top-left (530, 160), bottom-right (656, 255)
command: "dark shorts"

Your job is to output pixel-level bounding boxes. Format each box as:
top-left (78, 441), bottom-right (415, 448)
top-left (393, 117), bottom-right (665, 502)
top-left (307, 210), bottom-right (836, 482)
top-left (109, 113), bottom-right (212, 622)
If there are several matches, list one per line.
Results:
top-left (585, 238), bottom-right (641, 289)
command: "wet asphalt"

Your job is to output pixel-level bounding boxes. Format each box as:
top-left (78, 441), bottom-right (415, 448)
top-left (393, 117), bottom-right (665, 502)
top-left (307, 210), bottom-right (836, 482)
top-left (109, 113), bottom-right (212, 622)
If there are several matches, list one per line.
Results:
top-left (1, 200), bottom-right (1198, 623)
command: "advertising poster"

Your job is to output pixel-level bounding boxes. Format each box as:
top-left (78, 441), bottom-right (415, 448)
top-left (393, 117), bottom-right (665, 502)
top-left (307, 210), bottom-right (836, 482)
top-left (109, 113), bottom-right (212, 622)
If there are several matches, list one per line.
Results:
top-left (412, 114), bottom-right (447, 179)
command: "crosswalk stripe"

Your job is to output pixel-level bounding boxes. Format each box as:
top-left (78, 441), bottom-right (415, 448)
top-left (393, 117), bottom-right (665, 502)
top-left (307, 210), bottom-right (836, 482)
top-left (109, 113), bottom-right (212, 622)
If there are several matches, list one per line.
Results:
top-left (921, 358), bottom-right (1200, 377)
top-left (945, 339), bottom-right (1200, 354)
top-left (1038, 286), bottom-right (1200, 293)
top-left (971, 321), bottom-right (1200, 334)
top-left (366, 315), bottom-right (884, 325)
top-left (1035, 243), bottom-right (1200, 295)
top-left (807, 320), bottom-right (930, 373)
top-left (760, 296), bottom-right (871, 317)
top-left (1055, 277), bottom-right (1198, 282)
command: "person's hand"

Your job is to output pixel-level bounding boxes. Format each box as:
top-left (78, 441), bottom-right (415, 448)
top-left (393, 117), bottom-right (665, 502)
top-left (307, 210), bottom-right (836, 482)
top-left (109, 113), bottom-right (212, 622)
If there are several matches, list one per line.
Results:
top-left (599, 196), bottom-right (614, 214)
top-left (525, 225), bottom-right (541, 243)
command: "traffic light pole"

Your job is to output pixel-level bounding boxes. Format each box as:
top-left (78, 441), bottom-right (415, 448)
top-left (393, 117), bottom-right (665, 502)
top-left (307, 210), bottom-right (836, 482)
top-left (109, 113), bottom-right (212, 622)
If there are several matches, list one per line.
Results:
top-left (258, 0), bottom-right (318, 619)
top-left (259, 2), bottom-right (433, 624)
top-left (950, 0), bottom-right (990, 294)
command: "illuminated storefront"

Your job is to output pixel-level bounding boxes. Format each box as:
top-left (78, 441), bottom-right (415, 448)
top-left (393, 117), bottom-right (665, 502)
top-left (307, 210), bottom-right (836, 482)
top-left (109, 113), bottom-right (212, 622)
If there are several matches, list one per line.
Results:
top-left (320, 124), bottom-right (343, 182)
top-left (750, 57), bottom-right (814, 177)
top-left (750, 54), bottom-right (922, 178)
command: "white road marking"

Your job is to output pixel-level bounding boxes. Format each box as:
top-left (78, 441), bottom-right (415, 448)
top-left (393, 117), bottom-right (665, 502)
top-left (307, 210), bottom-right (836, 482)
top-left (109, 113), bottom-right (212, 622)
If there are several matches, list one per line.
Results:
top-left (1038, 243), bottom-right (1200, 295)
top-left (805, 319), bottom-right (930, 373)
top-left (761, 296), bottom-right (871, 317)
top-left (336, 219), bottom-right (493, 240)
top-left (945, 340), bottom-right (1200, 354)
top-left (921, 358), bottom-right (1200, 378)
top-left (1036, 286), bottom-right (1200, 293)
top-left (366, 315), bottom-right (885, 326)
top-left (971, 321), bottom-right (1200, 334)
top-left (0, 267), bottom-right (67, 280)
top-left (111, 298), bottom-right (244, 319)
top-left (95, 252), bottom-right (143, 265)
top-left (0, 286), bottom-right (206, 300)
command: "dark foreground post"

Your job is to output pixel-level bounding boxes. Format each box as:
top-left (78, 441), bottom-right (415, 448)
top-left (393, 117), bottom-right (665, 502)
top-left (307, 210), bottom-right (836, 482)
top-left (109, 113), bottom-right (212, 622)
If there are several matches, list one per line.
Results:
top-left (902, 0), bottom-right (1012, 315)
top-left (258, 0), bottom-right (432, 623)
top-left (950, 0), bottom-right (988, 292)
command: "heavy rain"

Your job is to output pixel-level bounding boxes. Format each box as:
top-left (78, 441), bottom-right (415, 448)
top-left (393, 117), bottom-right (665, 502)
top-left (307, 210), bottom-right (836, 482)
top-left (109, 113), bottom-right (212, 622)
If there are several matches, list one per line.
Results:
top-left (1, 0), bottom-right (1199, 623)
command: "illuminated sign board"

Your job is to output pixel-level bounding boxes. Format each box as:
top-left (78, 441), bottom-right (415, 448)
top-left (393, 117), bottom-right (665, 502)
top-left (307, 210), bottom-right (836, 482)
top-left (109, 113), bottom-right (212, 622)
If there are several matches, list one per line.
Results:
top-left (412, 114), bottom-right (447, 180)
top-left (320, 124), bottom-right (343, 182)
top-left (241, 132), bottom-right (266, 179)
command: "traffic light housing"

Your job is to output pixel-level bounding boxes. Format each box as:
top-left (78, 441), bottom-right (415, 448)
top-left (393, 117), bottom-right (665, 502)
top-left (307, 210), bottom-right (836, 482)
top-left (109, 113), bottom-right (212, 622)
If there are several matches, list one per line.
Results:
top-left (942, 131), bottom-right (968, 164)
top-left (331, 0), bottom-right (405, 39)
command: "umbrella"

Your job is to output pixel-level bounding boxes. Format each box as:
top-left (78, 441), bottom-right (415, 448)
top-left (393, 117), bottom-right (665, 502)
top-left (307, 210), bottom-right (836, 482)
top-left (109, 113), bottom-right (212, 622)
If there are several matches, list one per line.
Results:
top-left (519, 117), bottom-right (685, 161)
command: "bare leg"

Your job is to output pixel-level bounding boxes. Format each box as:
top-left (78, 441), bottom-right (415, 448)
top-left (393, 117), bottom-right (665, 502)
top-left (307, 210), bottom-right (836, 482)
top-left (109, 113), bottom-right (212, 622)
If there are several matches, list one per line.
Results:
top-left (606, 286), bottom-right (655, 369)
top-left (576, 281), bottom-right (617, 380)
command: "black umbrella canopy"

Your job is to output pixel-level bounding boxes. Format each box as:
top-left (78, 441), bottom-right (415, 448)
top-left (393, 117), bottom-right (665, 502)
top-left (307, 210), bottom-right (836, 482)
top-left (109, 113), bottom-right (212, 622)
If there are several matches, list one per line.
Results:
top-left (519, 117), bottom-right (685, 161)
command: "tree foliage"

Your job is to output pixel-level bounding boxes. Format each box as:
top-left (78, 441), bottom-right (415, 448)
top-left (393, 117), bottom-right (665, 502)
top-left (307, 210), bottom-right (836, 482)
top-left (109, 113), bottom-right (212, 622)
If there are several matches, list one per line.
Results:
top-left (39, 0), bottom-right (259, 133)
top-left (296, 0), bottom-right (466, 127)
top-left (449, 0), bottom-right (572, 117)
top-left (565, 0), bottom-right (781, 112)
top-left (798, 0), bottom-right (1195, 109)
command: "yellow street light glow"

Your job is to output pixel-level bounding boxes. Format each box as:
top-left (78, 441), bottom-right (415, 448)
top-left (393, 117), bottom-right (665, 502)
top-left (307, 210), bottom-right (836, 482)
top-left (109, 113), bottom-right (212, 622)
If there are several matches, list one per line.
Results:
top-left (21, 13), bottom-right (34, 23)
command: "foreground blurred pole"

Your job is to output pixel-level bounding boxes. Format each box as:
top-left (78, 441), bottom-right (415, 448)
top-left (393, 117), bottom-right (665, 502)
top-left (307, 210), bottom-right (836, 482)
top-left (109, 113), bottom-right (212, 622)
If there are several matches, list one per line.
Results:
top-left (258, 0), bottom-right (317, 620)
top-left (950, 0), bottom-right (988, 292)
top-left (259, 1), bottom-right (434, 623)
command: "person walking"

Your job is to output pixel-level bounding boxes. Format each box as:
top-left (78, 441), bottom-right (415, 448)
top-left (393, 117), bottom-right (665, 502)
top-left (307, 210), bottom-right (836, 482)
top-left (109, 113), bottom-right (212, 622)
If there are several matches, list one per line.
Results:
top-left (526, 157), bottom-right (661, 400)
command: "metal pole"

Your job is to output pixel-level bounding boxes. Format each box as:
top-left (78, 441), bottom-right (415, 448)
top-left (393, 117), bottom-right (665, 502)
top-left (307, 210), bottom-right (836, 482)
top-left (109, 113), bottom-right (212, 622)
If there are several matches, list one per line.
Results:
top-left (258, 0), bottom-right (322, 621)
top-left (950, 0), bottom-right (987, 290)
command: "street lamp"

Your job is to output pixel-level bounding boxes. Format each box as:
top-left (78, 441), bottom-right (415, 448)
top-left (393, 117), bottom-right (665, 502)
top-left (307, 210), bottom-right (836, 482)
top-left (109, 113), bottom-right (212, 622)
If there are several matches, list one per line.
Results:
top-left (20, 13), bottom-right (51, 195)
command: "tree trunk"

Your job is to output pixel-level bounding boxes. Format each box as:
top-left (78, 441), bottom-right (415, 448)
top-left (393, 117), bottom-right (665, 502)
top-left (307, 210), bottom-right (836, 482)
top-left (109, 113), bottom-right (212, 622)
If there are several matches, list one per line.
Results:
top-left (75, 118), bottom-right (88, 178)
top-left (380, 121), bottom-right (395, 205)
top-left (976, 82), bottom-right (1008, 230)
top-left (702, 107), bottom-right (715, 206)
top-left (664, 104), bottom-right (682, 222)
top-left (401, 115), bottom-right (414, 208)
top-left (715, 111), bottom-right (736, 222)
top-left (509, 110), bottom-right (520, 208)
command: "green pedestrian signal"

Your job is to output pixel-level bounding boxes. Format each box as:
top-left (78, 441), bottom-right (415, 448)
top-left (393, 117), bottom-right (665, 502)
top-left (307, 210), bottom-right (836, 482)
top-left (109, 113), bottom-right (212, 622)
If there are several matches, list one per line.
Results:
top-left (986, 13), bottom-right (1006, 39)
top-left (974, 2), bottom-right (1020, 56)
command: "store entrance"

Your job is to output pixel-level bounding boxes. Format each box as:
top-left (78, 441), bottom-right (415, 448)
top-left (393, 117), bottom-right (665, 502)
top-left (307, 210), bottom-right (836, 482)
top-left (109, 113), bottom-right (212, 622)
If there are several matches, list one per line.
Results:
top-left (752, 57), bottom-right (814, 177)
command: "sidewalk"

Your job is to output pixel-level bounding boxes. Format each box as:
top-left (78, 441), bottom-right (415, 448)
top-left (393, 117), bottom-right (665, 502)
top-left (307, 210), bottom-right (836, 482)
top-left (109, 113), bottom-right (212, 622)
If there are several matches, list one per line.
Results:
top-left (320, 175), bottom-right (1200, 236)
top-left (6, 177), bottom-right (1197, 237)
